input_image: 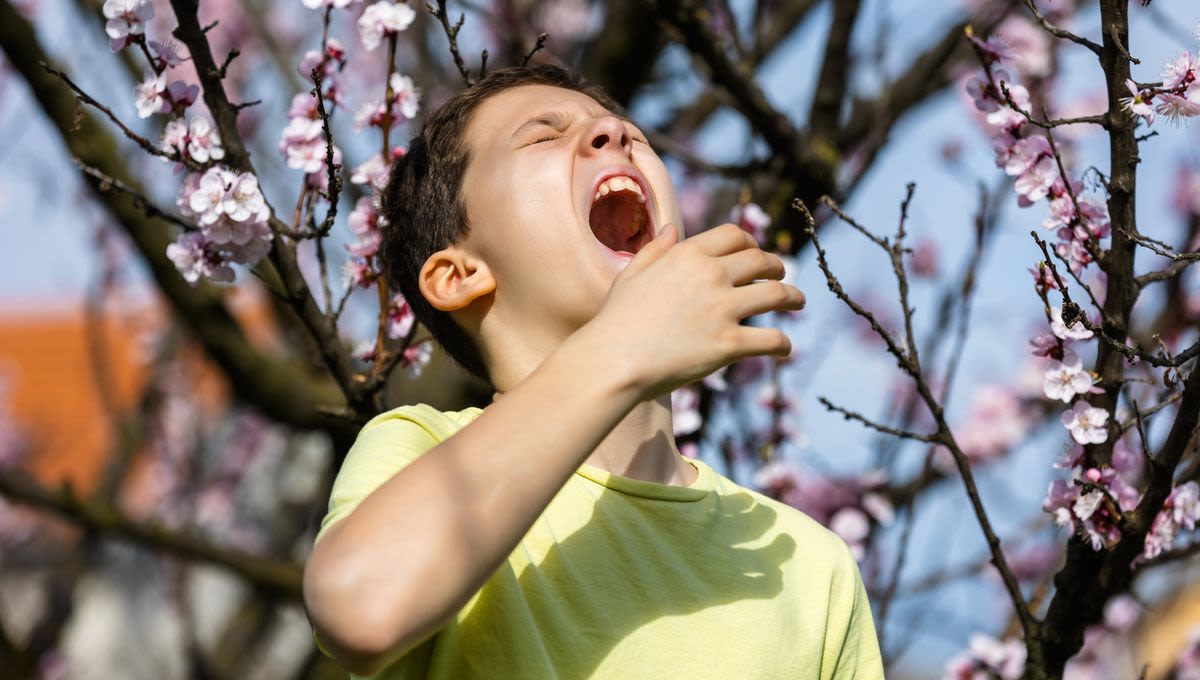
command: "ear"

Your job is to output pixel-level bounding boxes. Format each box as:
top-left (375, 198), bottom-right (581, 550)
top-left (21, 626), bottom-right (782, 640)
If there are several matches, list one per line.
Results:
top-left (418, 245), bottom-right (496, 312)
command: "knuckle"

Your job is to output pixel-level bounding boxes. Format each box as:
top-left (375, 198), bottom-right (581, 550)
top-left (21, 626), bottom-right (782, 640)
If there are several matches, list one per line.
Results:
top-left (766, 280), bottom-right (788, 304)
top-left (758, 251), bottom-right (779, 275)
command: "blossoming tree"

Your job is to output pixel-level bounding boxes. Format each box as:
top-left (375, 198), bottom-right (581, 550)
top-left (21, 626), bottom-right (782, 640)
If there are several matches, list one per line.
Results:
top-left (0, 0), bottom-right (1197, 678)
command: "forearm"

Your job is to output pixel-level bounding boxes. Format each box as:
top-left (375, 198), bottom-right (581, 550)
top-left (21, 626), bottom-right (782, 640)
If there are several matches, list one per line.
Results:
top-left (304, 325), bottom-right (644, 671)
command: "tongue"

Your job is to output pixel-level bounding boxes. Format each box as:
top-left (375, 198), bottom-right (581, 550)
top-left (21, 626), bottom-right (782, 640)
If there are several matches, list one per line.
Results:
top-left (590, 194), bottom-right (643, 252)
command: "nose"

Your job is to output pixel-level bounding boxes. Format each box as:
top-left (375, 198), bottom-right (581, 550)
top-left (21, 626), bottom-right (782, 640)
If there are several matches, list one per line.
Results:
top-left (580, 115), bottom-right (632, 158)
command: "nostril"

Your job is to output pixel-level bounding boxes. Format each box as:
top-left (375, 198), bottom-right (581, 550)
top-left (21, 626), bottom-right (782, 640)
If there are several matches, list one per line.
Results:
top-left (591, 134), bottom-right (608, 149)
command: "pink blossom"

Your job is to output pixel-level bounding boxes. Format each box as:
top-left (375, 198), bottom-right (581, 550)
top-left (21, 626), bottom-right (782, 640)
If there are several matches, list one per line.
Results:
top-left (176, 167), bottom-right (273, 269)
top-left (966, 31), bottom-right (1014, 65)
top-left (753, 462), bottom-right (890, 561)
top-left (730, 202), bottom-right (771, 245)
top-left (304, 144), bottom-right (343, 193)
top-left (1102, 594), bottom-right (1141, 633)
top-left (302, 0), bottom-right (354, 9)
top-left (996, 16), bottom-right (1052, 78)
top-left (1006, 136), bottom-right (1057, 202)
top-left (103, 0), bottom-right (152, 52)
top-left (702, 364), bottom-right (729, 391)
top-left (166, 232), bottom-right (236, 285)
top-left (133, 69), bottom-right (197, 118)
top-left (829, 507), bottom-right (870, 560)
top-left (387, 293), bottom-right (415, 339)
top-left (353, 339), bottom-right (377, 362)
top-left (162, 117), bottom-right (226, 168)
top-left (1050, 306), bottom-right (1094, 341)
top-left (1029, 331), bottom-right (1059, 357)
top-left (184, 117), bottom-right (224, 164)
top-left (945, 385), bottom-right (1029, 467)
top-left (1119, 79), bottom-right (1155, 125)
top-left (288, 92), bottom-right (318, 119)
top-left (1061, 401), bottom-right (1109, 444)
top-left (342, 258), bottom-right (374, 289)
top-left (1043, 350), bottom-right (1098, 402)
top-left (671, 385), bottom-right (702, 436)
top-left (400, 339), bottom-right (433, 377)
top-left (1154, 92), bottom-right (1200, 123)
top-left (220, 172), bottom-right (269, 225)
top-left (943, 633), bottom-right (1026, 680)
top-left (148, 39), bottom-right (184, 70)
top-left (358, 1), bottom-right (416, 51)
top-left (133, 69), bottom-right (168, 118)
top-left (351, 153), bottom-right (390, 188)
top-left (1161, 51), bottom-right (1198, 91)
top-left (534, 0), bottom-right (599, 43)
top-left (389, 72), bottom-right (421, 120)
top-left (1171, 164), bottom-right (1200, 217)
top-left (347, 196), bottom-right (381, 257)
top-left (985, 76), bottom-right (1031, 129)
top-left (907, 237), bottom-right (939, 277)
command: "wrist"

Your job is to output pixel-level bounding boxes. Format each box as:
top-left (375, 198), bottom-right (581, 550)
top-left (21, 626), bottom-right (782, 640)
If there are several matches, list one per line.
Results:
top-left (554, 321), bottom-right (647, 407)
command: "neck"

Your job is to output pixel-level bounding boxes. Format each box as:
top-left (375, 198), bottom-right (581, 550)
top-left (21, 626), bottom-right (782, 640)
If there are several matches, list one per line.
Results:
top-left (584, 394), bottom-right (697, 486)
top-left (488, 390), bottom-right (697, 487)
top-left (484, 329), bottom-right (697, 487)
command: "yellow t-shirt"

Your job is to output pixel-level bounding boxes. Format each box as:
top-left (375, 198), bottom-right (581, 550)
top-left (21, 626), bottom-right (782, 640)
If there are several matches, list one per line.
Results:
top-left (312, 403), bottom-right (884, 680)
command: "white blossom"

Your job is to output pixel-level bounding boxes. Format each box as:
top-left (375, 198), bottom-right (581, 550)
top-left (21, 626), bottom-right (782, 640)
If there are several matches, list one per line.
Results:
top-left (1060, 400), bottom-right (1109, 445)
top-left (1042, 350), bottom-right (1097, 402)
top-left (1049, 306), bottom-right (1094, 341)
top-left (358, 1), bottom-right (416, 51)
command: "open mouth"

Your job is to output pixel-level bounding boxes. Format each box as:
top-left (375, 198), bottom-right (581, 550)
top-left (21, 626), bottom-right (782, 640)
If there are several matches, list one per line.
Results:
top-left (588, 175), bottom-right (654, 256)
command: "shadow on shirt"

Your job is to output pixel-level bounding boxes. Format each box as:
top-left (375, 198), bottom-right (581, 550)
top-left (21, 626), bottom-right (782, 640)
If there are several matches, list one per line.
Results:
top-left (420, 431), bottom-right (798, 678)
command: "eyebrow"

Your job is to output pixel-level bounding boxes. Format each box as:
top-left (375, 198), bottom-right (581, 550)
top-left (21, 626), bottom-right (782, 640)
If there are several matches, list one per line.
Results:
top-left (509, 109), bottom-right (634, 141)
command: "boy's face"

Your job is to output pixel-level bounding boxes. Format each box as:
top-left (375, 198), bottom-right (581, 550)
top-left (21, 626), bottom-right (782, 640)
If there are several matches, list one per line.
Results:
top-left (456, 84), bottom-right (683, 353)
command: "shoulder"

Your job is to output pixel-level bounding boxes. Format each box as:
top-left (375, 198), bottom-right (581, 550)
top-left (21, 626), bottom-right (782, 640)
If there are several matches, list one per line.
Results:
top-left (710, 468), bottom-right (858, 574)
top-left (357, 402), bottom-right (483, 442)
top-left (313, 403), bottom-right (482, 545)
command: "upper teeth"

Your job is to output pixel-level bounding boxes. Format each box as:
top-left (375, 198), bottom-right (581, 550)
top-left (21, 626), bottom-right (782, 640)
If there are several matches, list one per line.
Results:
top-left (594, 176), bottom-right (645, 203)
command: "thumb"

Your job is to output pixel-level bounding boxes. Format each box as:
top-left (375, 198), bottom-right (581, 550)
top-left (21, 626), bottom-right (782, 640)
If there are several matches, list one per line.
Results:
top-left (622, 221), bottom-right (677, 275)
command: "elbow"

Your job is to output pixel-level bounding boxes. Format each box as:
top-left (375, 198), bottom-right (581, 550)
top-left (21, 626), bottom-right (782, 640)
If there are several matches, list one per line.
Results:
top-left (304, 548), bottom-right (418, 675)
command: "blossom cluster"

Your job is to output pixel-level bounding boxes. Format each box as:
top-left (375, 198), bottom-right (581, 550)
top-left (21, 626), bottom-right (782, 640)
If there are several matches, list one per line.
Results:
top-left (1143, 481), bottom-right (1200, 560)
top-left (102, 0), bottom-right (152, 52)
top-left (160, 116), bottom-right (224, 171)
top-left (167, 167), bottom-right (273, 285)
top-left (356, 72), bottom-right (421, 131)
top-left (358, 1), bottom-right (416, 51)
top-left (1042, 440), bottom-right (1141, 551)
top-left (280, 40), bottom-right (347, 192)
top-left (942, 633), bottom-right (1025, 680)
top-left (1120, 49), bottom-right (1200, 126)
top-left (352, 335), bottom-right (433, 378)
top-left (939, 384), bottom-right (1031, 471)
top-left (754, 463), bottom-right (893, 560)
top-left (965, 36), bottom-right (1111, 276)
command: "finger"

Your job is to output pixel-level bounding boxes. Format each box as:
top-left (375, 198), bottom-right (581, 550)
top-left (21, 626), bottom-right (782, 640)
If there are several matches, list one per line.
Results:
top-left (621, 221), bottom-right (678, 277)
top-left (728, 325), bottom-right (793, 360)
top-left (719, 248), bottom-right (786, 286)
top-left (688, 223), bottom-right (759, 257)
top-left (728, 280), bottom-right (806, 320)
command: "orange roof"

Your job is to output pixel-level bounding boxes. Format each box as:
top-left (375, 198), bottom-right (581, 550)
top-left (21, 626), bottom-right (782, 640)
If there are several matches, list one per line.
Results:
top-left (0, 286), bottom-right (279, 498)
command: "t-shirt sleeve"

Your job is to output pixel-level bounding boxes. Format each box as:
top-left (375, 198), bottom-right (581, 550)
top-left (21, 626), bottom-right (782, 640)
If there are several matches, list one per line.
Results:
top-left (821, 539), bottom-right (885, 680)
top-left (313, 404), bottom-right (449, 547)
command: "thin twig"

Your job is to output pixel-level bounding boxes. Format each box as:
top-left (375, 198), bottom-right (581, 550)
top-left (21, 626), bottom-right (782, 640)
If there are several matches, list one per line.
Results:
top-left (1021, 0), bottom-right (1102, 56)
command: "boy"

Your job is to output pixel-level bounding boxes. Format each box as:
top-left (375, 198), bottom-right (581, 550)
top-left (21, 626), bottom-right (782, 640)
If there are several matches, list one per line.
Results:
top-left (303, 65), bottom-right (884, 679)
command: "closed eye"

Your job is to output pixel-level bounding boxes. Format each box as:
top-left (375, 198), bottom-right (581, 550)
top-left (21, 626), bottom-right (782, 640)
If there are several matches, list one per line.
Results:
top-left (531, 135), bottom-right (560, 144)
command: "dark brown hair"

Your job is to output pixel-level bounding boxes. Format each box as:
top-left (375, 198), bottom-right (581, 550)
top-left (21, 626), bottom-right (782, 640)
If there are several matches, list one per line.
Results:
top-left (378, 64), bottom-right (622, 386)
